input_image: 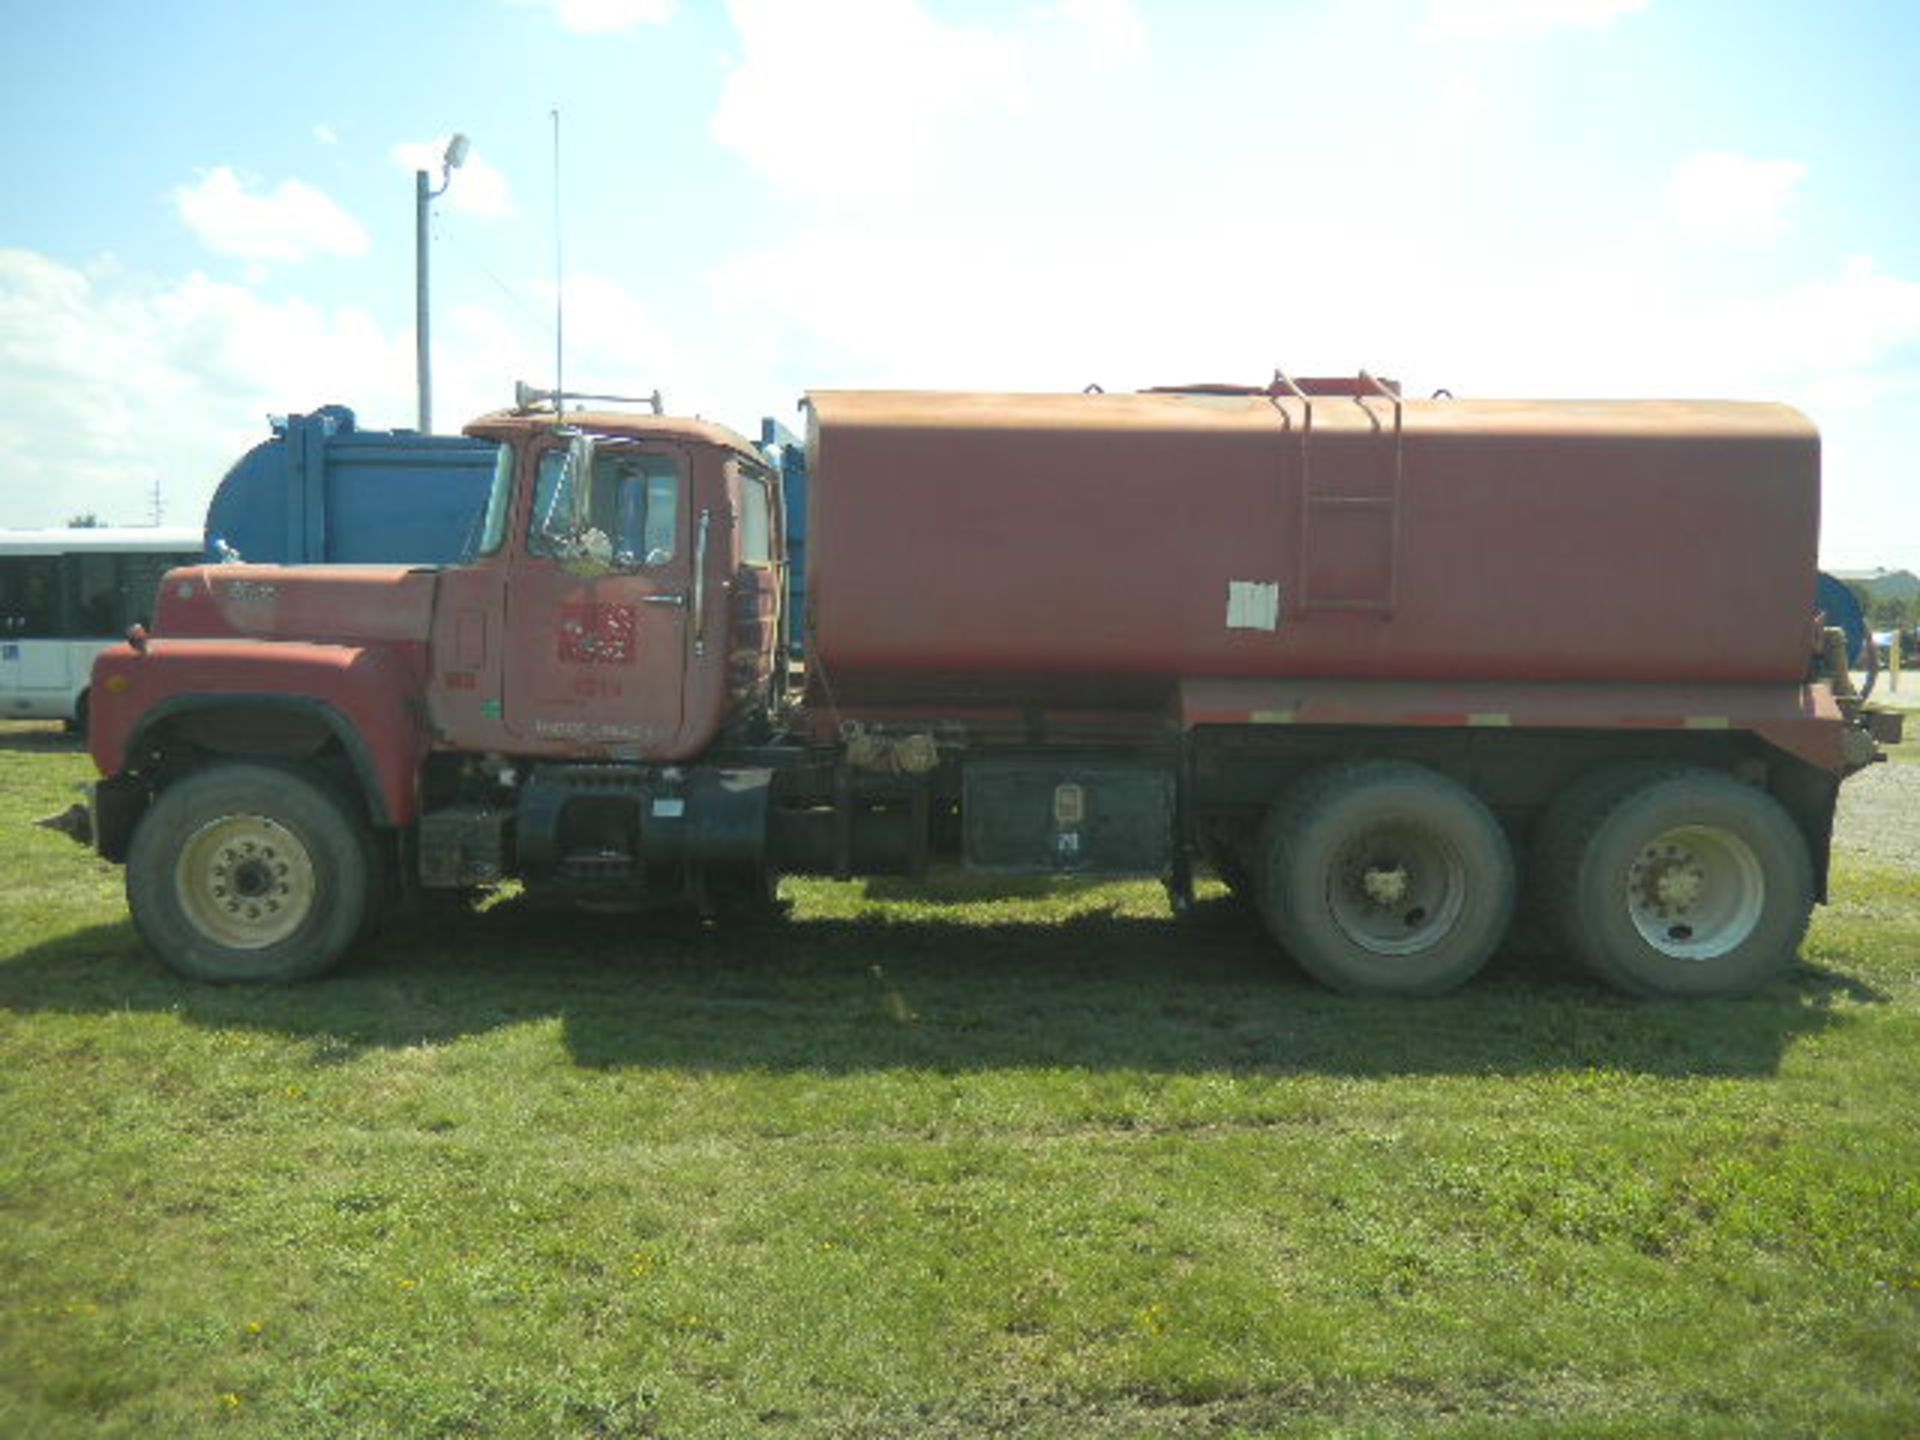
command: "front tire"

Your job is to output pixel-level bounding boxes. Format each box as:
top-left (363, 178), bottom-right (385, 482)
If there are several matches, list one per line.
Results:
top-left (126, 762), bottom-right (372, 983)
top-left (1539, 767), bottom-right (1812, 999)
top-left (1255, 761), bottom-right (1516, 997)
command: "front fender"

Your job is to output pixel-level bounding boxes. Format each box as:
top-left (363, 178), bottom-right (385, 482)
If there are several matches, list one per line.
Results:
top-left (91, 640), bottom-right (428, 827)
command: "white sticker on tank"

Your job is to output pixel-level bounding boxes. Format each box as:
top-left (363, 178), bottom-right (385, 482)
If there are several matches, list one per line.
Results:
top-left (1226, 580), bottom-right (1280, 631)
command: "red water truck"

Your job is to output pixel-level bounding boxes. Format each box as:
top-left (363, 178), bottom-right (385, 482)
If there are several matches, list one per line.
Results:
top-left (59, 375), bottom-right (1899, 997)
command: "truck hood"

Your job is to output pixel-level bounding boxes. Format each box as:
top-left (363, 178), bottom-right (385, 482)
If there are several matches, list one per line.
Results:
top-left (152, 564), bottom-right (441, 646)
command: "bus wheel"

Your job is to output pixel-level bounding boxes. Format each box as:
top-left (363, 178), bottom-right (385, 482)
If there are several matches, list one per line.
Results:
top-left (1541, 767), bottom-right (1812, 999)
top-left (126, 762), bottom-right (372, 983)
top-left (1256, 762), bottom-right (1515, 997)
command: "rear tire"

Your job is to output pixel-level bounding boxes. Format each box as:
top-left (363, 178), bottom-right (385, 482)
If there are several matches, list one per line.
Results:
top-left (126, 762), bottom-right (372, 983)
top-left (1255, 761), bottom-right (1515, 997)
top-left (1539, 767), bottom-right (1812, 999)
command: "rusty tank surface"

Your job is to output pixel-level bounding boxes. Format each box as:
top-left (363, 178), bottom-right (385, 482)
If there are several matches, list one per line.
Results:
top-left (801, 383), bottom-right (1820, 709)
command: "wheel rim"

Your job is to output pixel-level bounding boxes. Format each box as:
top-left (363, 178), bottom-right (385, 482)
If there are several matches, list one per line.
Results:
top-left (1624, 824), bottom-right (1765, 961)
top-left (175, 814), bottom-right (316, 951)
top-left (1324, 822), bottom-right (1468, 956)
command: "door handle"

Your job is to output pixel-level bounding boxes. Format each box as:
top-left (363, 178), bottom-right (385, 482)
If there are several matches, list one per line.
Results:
top-left (639, 593), bottom-right (687, 607)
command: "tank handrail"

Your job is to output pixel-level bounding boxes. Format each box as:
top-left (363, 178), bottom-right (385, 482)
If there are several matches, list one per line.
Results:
top-left (1357, 369), bottom-right (1403, 435)
top-left (1273, 370), bottom-right (1315, 619)
top-left (1356, 369), bottom-right (1404, 616)
top-left (1271, 369), bottom-right (1314, 433)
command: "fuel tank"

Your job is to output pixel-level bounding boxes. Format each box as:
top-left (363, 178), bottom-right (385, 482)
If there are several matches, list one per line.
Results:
top-left (802, 387), bottom-right (1821, 709)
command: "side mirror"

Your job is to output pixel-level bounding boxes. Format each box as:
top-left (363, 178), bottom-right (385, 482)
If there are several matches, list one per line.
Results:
top-left (567, 435), bottom-right (595, 533)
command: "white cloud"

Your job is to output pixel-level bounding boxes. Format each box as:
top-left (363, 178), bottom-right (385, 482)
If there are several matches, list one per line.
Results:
top-left (313, 123), bottom-right (339, 146)
top-left (1047, 0), bottom-right (1148, 71)
top-left (171, 167), bottom-right (370, 264)
top-left (0, 248), bottom-right (409, 529)
top-left (1666, 150), bottom-right (1807, 248)
top-left (393, 139), bottom-right (515, 218)
top-left (1424, 0), bottom-right (1648, 40)
top-left (1711, 257), bottom-right (1920, 388)
top-left (431, 272), bottom-right (693, 426)
top-left (713, 0), bottom-right (1026, 203)
top-left (0, 248), bottom-right (716, 533)
top-left (511, 0), bottom-right (675, 34)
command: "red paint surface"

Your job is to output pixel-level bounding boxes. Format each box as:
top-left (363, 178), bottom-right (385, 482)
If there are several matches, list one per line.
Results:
top-left (90, 639), bottom-right (429, 824)
top-left (1178, 677), bottom-right (1848, 773)
top-left (804, 392), bottom-right (1821, 708)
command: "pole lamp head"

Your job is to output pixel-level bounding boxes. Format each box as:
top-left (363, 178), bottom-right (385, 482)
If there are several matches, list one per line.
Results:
top-left (443, 133), bottom-right (471, 171)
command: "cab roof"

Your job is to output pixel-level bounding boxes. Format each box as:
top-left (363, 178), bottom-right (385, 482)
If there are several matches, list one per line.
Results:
top-left (464, 409), bottom-right (765, 459)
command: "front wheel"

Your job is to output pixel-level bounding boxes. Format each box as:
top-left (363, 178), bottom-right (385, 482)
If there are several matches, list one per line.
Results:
top-left (1255, 761), bottom-right (1516, 997)
top-left (126, 762), bottom-right (373, 983)
top-left (1539, 767), bottom-right (1812, 999)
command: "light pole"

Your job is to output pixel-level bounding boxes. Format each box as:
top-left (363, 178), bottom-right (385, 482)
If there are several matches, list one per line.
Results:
top-left (415, 132), bottom-right (470, 433)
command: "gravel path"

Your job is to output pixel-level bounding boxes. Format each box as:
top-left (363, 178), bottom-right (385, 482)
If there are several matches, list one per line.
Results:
top-left (1833, 753), bottom-right (1920, 873)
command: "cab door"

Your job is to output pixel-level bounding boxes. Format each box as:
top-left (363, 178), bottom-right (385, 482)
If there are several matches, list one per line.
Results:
top-left (502, 438), bottom-right (691, 754)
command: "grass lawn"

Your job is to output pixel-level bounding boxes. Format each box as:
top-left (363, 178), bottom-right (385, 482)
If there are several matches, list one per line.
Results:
top-left (2, 723), bottom-right (1916, 1438)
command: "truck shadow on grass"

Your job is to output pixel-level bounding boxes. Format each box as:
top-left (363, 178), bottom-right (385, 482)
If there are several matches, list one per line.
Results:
top-left (0, 724), bottom-right (83, 754)
top-left (0, 894), bottom-right (1886, 1079)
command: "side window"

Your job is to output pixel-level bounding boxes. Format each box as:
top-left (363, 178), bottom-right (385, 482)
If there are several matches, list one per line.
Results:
top-left (640, 469), bottom-right (679, 566)
top-left (73, 554), bottom-right (117, 635)
top-left (599, 452), bottom-right (679, 567)
top-left (529, 441), bottom-right (681, 569)
top-left (739, 472), bottom-right (772, 565)
top-left (0, 558), bottom-right (59, 638)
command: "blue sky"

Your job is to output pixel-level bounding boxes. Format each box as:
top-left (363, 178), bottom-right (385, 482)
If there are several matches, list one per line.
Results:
top-left (2, 0), bottom-right (1916, 569)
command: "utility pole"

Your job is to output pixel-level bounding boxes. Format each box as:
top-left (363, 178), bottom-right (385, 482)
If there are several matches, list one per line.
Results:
top-left (415, 133), bottom-right (470, 433)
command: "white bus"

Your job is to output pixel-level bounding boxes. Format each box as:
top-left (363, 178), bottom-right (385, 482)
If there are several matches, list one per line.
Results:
top-left (0, 527), bottom-right (205, 732)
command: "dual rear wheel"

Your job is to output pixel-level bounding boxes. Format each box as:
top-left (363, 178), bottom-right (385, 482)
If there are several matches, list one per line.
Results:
top-left (1254, 761), bottom-right (1514, 997)
top-left (1249, 760), bottom-right (1812, 1000)
top-left (1533, 765), bottom-right (1813, 999)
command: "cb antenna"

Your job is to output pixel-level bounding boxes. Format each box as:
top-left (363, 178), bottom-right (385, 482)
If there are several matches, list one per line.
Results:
top-left (551, 107), bottom-right (565, 409)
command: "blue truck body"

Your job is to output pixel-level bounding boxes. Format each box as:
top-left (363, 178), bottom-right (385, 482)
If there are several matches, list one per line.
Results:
top-left (203, 407), bottom-right (497, 567)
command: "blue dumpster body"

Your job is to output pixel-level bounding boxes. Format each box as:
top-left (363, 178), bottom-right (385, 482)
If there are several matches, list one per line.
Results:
top-left (203, 406), bottom-right (497, 567)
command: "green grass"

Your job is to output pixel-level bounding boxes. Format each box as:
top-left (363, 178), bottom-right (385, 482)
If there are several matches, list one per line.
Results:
top-left (3, 723), bottom-right (1917, 1438)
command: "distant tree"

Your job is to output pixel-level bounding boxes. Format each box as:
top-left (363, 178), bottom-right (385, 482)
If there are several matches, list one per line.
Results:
top-left (1870, 595), bottom-right (1919, 631)
top-left (65, 512), bottom-right (102, 528)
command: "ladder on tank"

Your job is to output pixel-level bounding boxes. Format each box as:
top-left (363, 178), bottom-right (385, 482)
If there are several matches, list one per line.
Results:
top-left (1272, 369), bottom-right (1404, 617)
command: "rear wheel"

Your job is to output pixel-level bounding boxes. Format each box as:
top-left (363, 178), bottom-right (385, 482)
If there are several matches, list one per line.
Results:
top-left (1539, 767), bottom-right (1812, 998)
top-left (126, 762), bottom-right (373, 983)
top-left (1255, 761), bottom-right (1516, 997)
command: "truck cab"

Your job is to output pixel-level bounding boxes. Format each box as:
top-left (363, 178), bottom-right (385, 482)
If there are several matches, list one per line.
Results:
top-left (426, 408), bottom-right (788, 762)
